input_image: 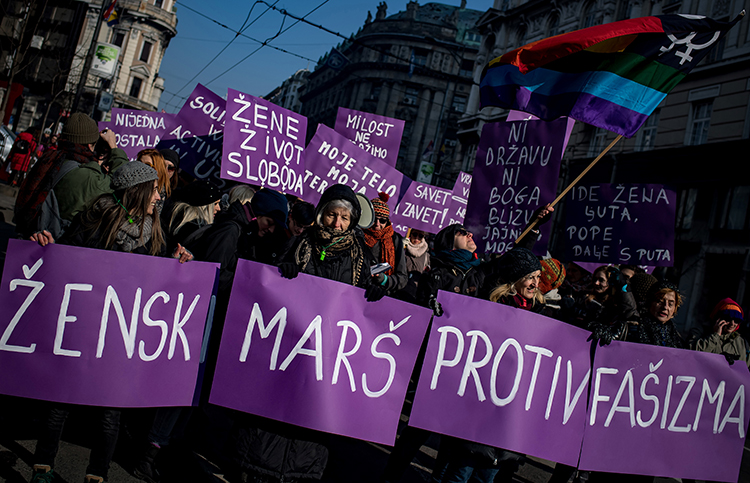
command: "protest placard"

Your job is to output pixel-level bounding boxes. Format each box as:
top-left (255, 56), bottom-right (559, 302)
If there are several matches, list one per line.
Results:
top-left (334, 108), bottom-right (405, 167)
top-left (564, 183), bottom-right (676, 266)
top-left (301, 124), bottom-right (409, 206)
top-left (390, 180), bottom-right (453, 235)
top-left (158, 84), bottom-right (226, 187)
top-left (410, 291), bottom-right (592, 466)
top-left (463, 119), bottom-right (569, 255)
top-left (220, 88), bottom-right (307, 196)
top-left (210, 260), bottom-right (432, 445)
top-left (580, 340), bottom-right (750, 482)
top-left (0, 240), bottom-right (218, 407)
top-left (99, 108), bottom-right (175, 160)
top-left (446, 171), bottom-right (472, 226)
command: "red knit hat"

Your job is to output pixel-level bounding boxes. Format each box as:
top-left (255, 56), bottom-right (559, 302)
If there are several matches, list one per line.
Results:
top-left (371, 192), bottom-right (390, 219)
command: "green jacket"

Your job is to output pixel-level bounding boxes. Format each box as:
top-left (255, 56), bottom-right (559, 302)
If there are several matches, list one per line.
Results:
top-left (55, 148), bottom-right (128, 221)
top-left (693, 331), bottom-right (750, 368)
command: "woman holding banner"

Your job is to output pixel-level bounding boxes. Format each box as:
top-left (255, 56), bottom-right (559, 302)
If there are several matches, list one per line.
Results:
top-left (28, 161), bottom-right (192, 483)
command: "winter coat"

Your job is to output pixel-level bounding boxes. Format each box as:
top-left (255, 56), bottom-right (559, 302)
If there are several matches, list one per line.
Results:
top-left (54, 148), bottom-right (128, 221)
top-left (626, 313), bottom-right (686, 349)
top-left (404, 238), bottom-right (430, 273)
top-left (366, 232), bottom-right (408, 294)
top-left (692, 331), bottom-right (750, 367)
top-left (9, 132), bottom-right (37, 172)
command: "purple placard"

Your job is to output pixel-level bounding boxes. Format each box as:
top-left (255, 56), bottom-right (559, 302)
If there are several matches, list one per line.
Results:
top-left (221, 88), bottom-right (307, 196)
top-left (99, 108), bottom-right (175, 160)
top-left (158, 84), bottom-right (226, 187)
top-left (463, 119), bottom-right (568, 255)
top-left (580, 340), bottom-right (750, 482)
top-left (301, 124), bottom-right (408, 206)
top-left (564, 184), bottom-right (676, 266)
top-left (410, 291), bottom-right (591, 466)
top-left (446, 171), bottom-right (472, 226)
top-left (390, 180), bottom-right (453, 235)
top-left (210, 260), bottom-right (431, 445)
top-left (334, 108), bottom-right (405, 167)
top-left (0, 240), bottom-right (218, 407)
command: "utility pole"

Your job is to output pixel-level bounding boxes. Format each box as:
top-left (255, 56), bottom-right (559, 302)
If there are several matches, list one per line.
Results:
top-left (71, 0), bottom-right (109, 113)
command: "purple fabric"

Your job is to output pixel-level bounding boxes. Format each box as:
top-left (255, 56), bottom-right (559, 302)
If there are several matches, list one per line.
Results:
top-left (333, 108), bottom-right (405, 167)
top-left (158, 84), bottom-right (226, 187)
top-left (564, 184), bottom-right (676, 267)
top-left (410, 291), bottom-right (591, 466)
top-left (301, 124), bottom-right (408, 206)
top-left (0, 240), bottom-right (218, 407)
top-left (210, 260), bottom-right (432, 445)
top-left (580, 340), bottom-right (750, 482)
top-left (390, 180), bottom-right (453, 235)
top-left (221, 88), bottom-right (307, 196)
top-left (99, 109), bottom-right (175, 160)
top-left (463, 119), bottom-right (568, 255)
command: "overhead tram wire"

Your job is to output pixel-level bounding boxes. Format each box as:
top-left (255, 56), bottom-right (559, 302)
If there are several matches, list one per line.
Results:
top-left (163, 0), bottom-right (279, 109)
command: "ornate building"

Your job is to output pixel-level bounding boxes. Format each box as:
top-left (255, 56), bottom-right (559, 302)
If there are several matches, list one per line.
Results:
top-left (264, 68), bottom-right (309, 113)
top-left (300, 1), bottom-right (482, 186)
top-left (457, 0), bottom-right (750, 333)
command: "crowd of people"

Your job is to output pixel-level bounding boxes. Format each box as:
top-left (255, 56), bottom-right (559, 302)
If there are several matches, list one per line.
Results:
top-left (3, 113), bottom-right (747, 483)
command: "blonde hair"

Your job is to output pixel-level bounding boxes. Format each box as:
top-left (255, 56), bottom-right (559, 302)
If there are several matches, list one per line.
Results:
top-left (137, 149), bottom-right (171, 198)
top-left (169, 201), bottom-right (215, 236)
top-left (489, 275), bottom-right (545, 306)
top-left (228, 184), bottom-right (256, 205)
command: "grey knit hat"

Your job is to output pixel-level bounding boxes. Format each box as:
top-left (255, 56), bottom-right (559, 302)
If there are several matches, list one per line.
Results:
top-left (496, 247), bottom-right (542, 284)
top-left (62, 113), bottom-right (100, 145)
top-left (111, 161), bottom-right (158, 191)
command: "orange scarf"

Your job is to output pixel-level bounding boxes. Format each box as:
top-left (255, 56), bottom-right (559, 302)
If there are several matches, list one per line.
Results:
top-left (364, 225), bottom-right (395, 275)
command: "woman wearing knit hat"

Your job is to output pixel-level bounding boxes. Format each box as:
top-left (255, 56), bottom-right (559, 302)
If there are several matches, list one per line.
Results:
top-left (361, 192), bottom-right (407, 301)
top-left (137, 149), bottom-right (172, 213)
top-left (691, 298), bottom-right (749, 367)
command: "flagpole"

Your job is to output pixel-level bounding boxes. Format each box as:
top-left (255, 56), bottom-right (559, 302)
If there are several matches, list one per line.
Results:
top-left (514, 134), bottom-right (623, 244)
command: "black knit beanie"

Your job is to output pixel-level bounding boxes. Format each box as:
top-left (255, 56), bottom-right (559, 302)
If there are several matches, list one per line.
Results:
top-left (496, 247), bottom-right (542, 283)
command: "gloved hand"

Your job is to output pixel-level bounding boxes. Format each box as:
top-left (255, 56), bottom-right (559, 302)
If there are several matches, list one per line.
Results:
top-left (371, 273), bottom-right (386, 285)
top-left (428, 295), bottom-right (443, 317)
top-left (278, 262), bottom-right (301, 279)
top-left (365, 283), bottom-right (387, 302)
top-left (591, 323), bottom-right (615, 346)
top-left (724, 353), bottom-right (739, 365)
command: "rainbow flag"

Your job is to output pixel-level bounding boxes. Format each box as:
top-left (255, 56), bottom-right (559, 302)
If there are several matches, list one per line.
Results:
top-left (480, 13), bottom-right (743, 137)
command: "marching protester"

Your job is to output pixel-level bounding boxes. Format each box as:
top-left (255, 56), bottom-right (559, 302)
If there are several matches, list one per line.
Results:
top-left (397, 228), bottom-right (430, 303)
top-left (362, 192), bottom-right (407, 301)
top-left (160, 148), bottom-right (181, 192)
top-left (691, 298), bottom-right (749, 367)
top-left (27, 161), bottom-right (192, 483)
top-left (255, 199), bottom-right (315, 265)
top-left (564, 266), bottom-right (637, 332)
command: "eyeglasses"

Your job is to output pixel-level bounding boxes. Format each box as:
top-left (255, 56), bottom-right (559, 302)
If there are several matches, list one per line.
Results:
top-left (456, 228), bottom-right (472, 237)
top-left (376, 217), bottom-right (389, 224)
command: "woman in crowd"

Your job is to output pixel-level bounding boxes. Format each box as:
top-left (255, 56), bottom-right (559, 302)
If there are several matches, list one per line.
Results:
top-left (7, 128), bottom-right (38, 186)
top-left (691, 298), bottom-right (748, 366)
top-left (362, 192), bottom-right (407, 301)
top-left (160, 148), bottom-right (180, 192)
top-left (28, 161), bottom-right (191, 483)
top-left (397, 228), bottom-right (430, 303)
top-left (166, 180), bottom-right (221, 252)
top-left (137, 149), bottom-right (171, 213)
top-left (565, 266), bottom-right (636, 331)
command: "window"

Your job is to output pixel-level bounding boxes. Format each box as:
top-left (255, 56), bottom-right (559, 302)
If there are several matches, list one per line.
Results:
top-left (111, 31), bottom-right (125, 47)
top-left (616, 0), bottom-right (634, 21)
top-left (140, 41), bottom-right (152, 63)
top-left (154, 0), bottom-right (164, 7)
top-left (635, 109), bottom-right (659, 151)
top-left (714, 187), bottom-right (750, 230)
top-left (452, 95), bottom-right (467, 113)
top-left (547, 14), bottom-right (560, 37)
top-left (588, 127), bottom-right (608, 157)
top-left (688, 102), bottom-right (712, 145)
top-left (464, 31), bottom-right (481, 43)
top-left (413, 49), bottom-right (428, 66)
top-left (403, 87), bottom-right (419, 105)
top-left (459, 59), bottom-right (474, 78)
top-left (129, 77), bottom-right (143, 98)
top-left (676, 188), bottom-right (697, 230)
top-left (581, 1), bottom-right (600, 28)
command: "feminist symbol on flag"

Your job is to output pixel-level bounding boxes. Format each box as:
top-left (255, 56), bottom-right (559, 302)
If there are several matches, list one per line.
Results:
top-left (659, 30), bottom-right (723, 65)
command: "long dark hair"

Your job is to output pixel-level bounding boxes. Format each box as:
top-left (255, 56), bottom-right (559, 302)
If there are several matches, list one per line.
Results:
top-left (80, 180), bottom-right (165, 255)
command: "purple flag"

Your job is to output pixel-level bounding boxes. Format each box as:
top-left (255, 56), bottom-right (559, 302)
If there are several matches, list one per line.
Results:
top-left (390, 180), bottom-right (453, 236)
top-left (210, 260), bottom-right (432, 445)
top-left (580, 340), bottom-right (750, 482)
top-left (159, 84), bottom-right (226, 187)
top-left (464, 119), bottom-right (568, 255)
top-left (334, 108), bottom-right (405, 167)
top-left (99, 108), bottom-right (175, 160)
top-left (564, 183), bottom-right (676, 266)
top-left (301, 124), bottom-right (408, 206)
top-left (0, 240), bottom-right (218, 407)
top-left (410, 291), bottom-right (591, 466)
top-left (221, 88), bottom-right (307, 196)
top-left (446, 171), bottom-right (472, 226)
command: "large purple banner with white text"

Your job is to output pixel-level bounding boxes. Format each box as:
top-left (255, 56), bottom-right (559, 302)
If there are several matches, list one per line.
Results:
top-left (301, 124), bottom-right (409, 206)
top-left (464, 119), bottom-right (568, 255)
top-left (334, 108), bottom-right (404, 167)
top-left (99, 108), bottom-right (175, 160)
top-left (210, 260), bottom-right (432, 445)
top-left (0, 240), bottom-right (218, 407)
top-left (158, 84), bottom-right (226, 187)
top-left (580, 340), bottom-right (750, 482)
top-left (410, 291), bottom-right (592, 466)
top-left (564, 184), bottom-right (676, 266)
top-left (221, 88), bottom-right (307, 196)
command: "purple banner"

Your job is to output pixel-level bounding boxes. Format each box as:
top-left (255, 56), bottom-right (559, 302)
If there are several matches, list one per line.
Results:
top-left (564, 184), bottom-right (676, 266)
top-left (221, 88), bottom-right (307, 196)
top-left (447, 171), bottom-right (472, 226)
top-left (334, 108), bottom-right (405, 167)
top-left (580, 340), bottom-right (750, 482)
top-left (210, 260), bottom-right (432, 445)
top-left (301, 124), bottom-right (408, 206)
top-left (390, 180), bottom-right (453, 235)
top-left (463, 119), bottom-right (568, 255)
top-left (410, 291), bottom-right (592, 466)
top-left (0, 240), bottom-right (218, 407)
top-left (159, 84), bottom-right (226, 187)
top-left (99, 108), bottom-right (175, 160)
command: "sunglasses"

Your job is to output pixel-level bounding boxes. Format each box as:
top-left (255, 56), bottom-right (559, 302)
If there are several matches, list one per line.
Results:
top-left (376, 217), bottom-right (389, 224)
top-left (167, 165), bottom-right (176, 172)
top-left (456, 228), bottom-right (472, 237)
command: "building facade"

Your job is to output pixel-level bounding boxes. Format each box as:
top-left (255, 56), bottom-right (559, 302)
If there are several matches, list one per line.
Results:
top-left (300, 1), bottom-right (482, 186)
top-left (457, 0), bottom-right (750, 333)
top-left (265, 68), bottom-right (310, 113)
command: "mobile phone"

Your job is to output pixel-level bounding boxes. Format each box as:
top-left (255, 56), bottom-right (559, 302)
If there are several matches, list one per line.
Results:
top-left (370, 263), bottom-right (391, 275)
